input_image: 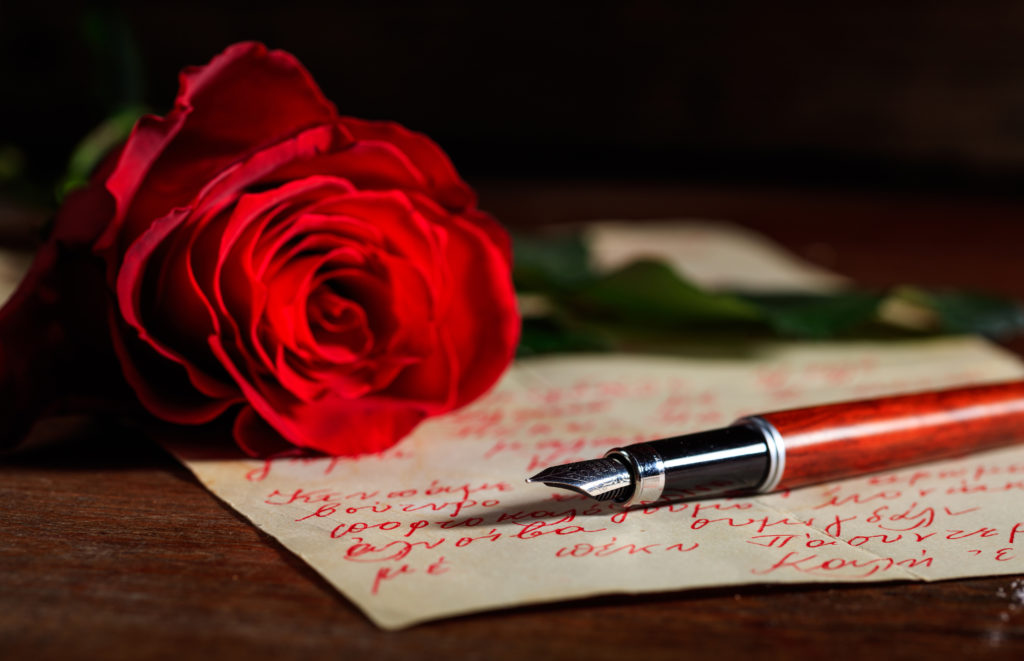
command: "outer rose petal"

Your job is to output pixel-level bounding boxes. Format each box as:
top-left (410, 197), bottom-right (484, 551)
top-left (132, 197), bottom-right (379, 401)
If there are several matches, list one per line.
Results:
top-left (109, 309), bottom-right (241, 423)
top-left (444, 215), bottom-right (520, 406)
top-left (51, 163), bottom-right (120, 245)
top-left (337, 117), bottom-right (477, 210)
top-left (265, 118), bottom-right (479, 217)
top-left (211, 336), bottom-right (425, 455)
top-left (391, 195), bottom-right (519, 406)
top-left (232, 403), bottom-right (422, 457)
top-left (462, 207), bottom-right (513, 266)
top-left (96, 42), bottom-right (340, 258)
top-left (115, 206), bottom-right (239, 407)
top-left (0, 228), bottom-right (134, 448)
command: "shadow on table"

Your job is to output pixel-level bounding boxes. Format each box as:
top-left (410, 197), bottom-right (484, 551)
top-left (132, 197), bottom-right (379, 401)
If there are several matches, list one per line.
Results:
top-left (0, 414), bottom-right (181, 470)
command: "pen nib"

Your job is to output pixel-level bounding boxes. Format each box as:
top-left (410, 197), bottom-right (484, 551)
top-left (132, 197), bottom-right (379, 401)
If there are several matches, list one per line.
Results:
top-left (526, 458), bottom-right (634, 501)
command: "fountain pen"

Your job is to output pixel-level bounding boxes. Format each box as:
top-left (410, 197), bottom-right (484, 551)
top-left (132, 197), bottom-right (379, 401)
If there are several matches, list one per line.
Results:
top-left (527, 379), bottom-right (1024, 507)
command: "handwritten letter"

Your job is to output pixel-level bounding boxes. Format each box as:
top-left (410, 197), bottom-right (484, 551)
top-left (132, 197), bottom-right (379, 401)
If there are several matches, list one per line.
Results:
top-left (163, 223), bottom-right (1024, 629)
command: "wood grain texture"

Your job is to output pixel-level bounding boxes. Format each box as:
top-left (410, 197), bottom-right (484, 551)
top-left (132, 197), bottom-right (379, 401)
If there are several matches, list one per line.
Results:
top-left (3, 183), bottom-right (1024, 659)
top-left (763, 381), bottom-right (1024, 490)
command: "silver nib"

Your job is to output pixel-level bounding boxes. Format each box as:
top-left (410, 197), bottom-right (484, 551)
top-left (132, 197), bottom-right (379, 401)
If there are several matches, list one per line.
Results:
top-left (526, 458), bottom-right (634, 501)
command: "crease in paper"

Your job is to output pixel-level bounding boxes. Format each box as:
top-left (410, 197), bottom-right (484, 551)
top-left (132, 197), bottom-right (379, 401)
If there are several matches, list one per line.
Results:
top-left (162, 221), bottom-right (1024, 629)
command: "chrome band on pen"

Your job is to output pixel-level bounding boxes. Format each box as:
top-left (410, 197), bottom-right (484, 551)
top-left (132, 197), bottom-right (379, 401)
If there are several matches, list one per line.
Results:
top-left (605, 418), bottom-right (784, 506)
top-left (738, 415), bottom-right (786, 493)
top-left (604, 444), bottom-right (665, 507)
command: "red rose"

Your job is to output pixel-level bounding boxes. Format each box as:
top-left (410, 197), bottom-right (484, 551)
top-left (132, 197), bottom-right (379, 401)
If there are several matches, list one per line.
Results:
top-left (1, 42), bottom-right (518, 455)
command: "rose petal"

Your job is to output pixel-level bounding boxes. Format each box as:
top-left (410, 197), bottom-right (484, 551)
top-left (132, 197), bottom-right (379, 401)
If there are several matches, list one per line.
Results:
top-left (384, 202), bottom-right (519, 407)
top-left (116, 207), bottom-right (237, 401)
top-left (440, 214), bottom-right (520, 406)
top-left (267, 118), bottom-right (477, 215)
top-left (209, 176), bottom-right (357, 373)
top-left (97, 42), bottom-right (341, 258)
top-left (340, 118), bottom-right (477, 212)
top-left (232, 407), bottom-right (296, 457)
top-left (211, 335), bottom-right (424, 454)
top-left (109, 309), bottom-right (241, 423)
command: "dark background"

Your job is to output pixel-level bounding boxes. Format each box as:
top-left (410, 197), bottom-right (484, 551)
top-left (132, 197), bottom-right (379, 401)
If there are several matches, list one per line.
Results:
top-left (6, 1), bottom-right (1024, 197)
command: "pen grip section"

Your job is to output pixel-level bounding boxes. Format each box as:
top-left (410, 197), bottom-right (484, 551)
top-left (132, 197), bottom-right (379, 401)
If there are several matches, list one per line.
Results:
top-left (645, 424), bottom-right (769, 501)
top-left (760, 380), bottom-right (1024, 490)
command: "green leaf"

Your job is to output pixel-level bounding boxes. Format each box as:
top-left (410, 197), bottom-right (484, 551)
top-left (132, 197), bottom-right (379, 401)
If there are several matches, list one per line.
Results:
top-left (509, 233), bottom-right (1024, 351)
top-left (568, 260), bottom-right (764, 326)
top-left (512, 231), bottom-right (594, 292)
top-left (517, 316), bottom-right (611, 356)
top-left (740, 291), bottom-right (884, 339)
top-left (57, 105), bottom-right (146, 200)
top-left (896, 287), bottom-right (1024, 338)
top-left (53, 9), bottom-right (147, 202)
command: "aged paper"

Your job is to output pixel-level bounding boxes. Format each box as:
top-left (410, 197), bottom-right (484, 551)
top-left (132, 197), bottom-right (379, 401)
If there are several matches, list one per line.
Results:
top-left (167, 337), bottom-right (1024, 629)
top-left (585, 220), bottom-right (848, 292)
top-left (156, 221), bottom-right (1024, 629)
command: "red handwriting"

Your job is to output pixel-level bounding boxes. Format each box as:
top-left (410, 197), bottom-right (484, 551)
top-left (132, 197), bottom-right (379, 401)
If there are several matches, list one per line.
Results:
top-left (869, 462), bottom-right (1024, 488)
top-left (482, 433), bottom-right (660, 471)
top-left (245, 446), bottom-right (411, 482)
top-left (265, 480), bottom-right (513, 522)
top-left (513, 520), bottom-right (607, 539)
top-left (264, 480), bottom-right (514, 505)
top-left (606, 498), bottom-right (754, 525)
top-left (556, 539), bottom-right (699, 557)
top-left (752, 549), bottom-right (934, 578)
top-left (345, 537), bottom-right (447, 562)
top-left (813, 480), bottom-right (1024, 507)
top-left (1010, 523), bottom-right (1024, 544)
top-left (964, 547), bottom-right (1016, 561)
top-left (371, 556), bottom-right (450, 595)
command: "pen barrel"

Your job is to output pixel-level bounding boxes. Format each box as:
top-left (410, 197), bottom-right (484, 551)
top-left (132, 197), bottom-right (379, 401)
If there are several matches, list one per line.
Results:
top-left (759, 380), bottom-right (1024, 491)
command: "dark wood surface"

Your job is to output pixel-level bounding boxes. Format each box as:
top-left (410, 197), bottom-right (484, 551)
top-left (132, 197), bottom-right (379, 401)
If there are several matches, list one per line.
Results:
top-left (4, 181), bottom-right (1024, 659)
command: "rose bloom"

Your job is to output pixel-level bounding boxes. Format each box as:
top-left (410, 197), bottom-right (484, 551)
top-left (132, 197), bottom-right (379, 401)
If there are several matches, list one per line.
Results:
top-left (0, 42), bottom-right (518, 455)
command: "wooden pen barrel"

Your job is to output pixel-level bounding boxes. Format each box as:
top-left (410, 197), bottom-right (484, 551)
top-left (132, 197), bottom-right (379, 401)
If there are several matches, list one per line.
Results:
top-left (758, 380), bottom-right (1024, 490)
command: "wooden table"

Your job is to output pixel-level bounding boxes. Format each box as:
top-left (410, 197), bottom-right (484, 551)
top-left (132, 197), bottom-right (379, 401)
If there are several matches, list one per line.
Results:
top-left (3, 181), bottom-right (1024, 659)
